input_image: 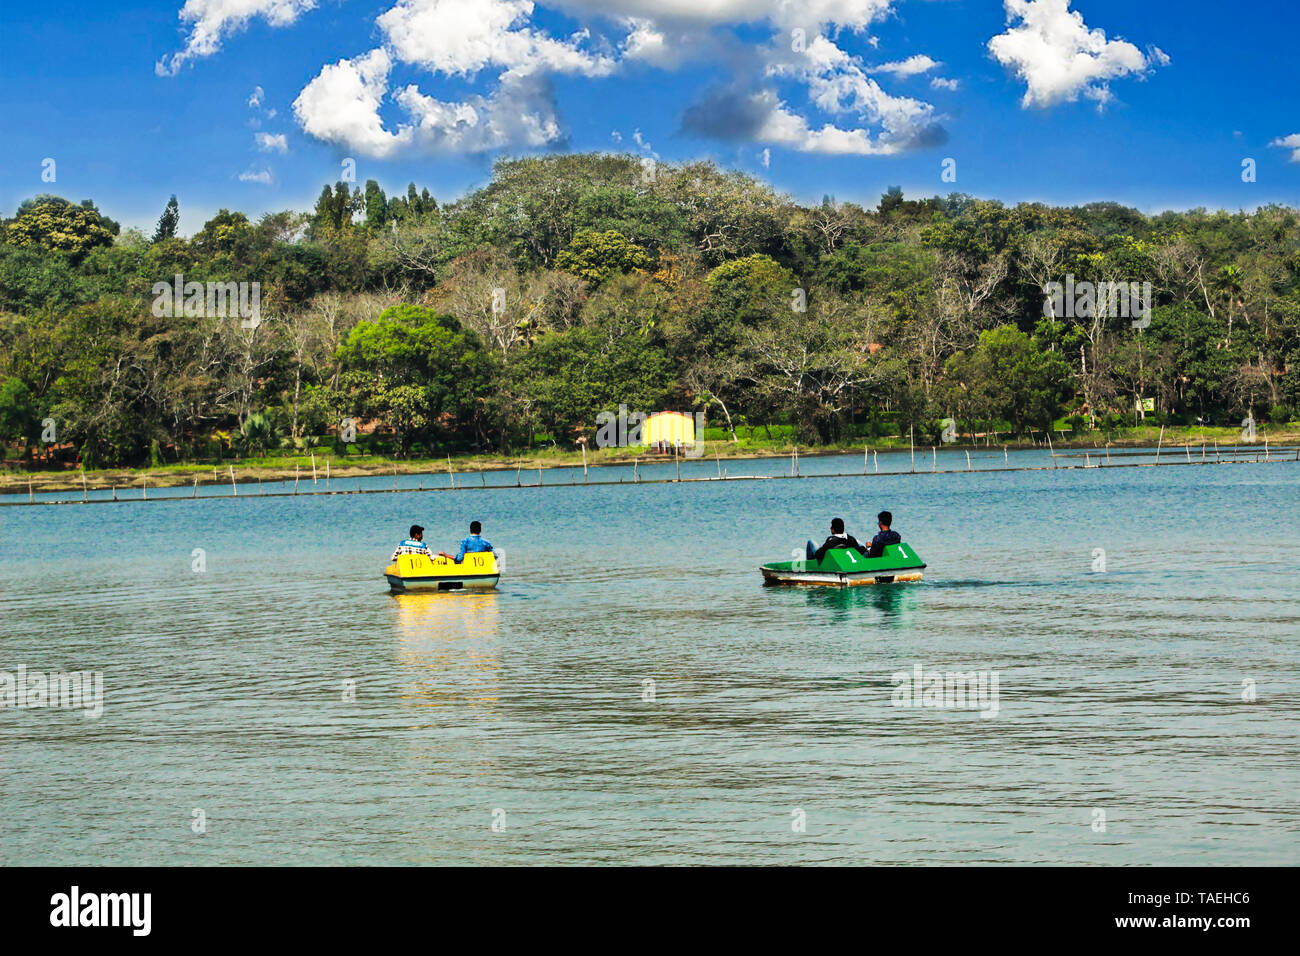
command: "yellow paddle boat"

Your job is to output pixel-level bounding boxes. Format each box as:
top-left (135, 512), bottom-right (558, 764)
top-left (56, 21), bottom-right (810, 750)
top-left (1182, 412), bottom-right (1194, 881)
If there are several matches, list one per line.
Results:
top-left (384, 551), bottom-right (501, 592)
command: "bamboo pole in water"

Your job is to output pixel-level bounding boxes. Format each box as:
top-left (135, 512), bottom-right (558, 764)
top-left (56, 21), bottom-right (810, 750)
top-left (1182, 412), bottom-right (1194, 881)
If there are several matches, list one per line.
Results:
top-left (294, 466), bottom-right (299, 495)
top-left (932, 447), bottom-right (936, 472)
top-left (193, 476), bottom-right (199, 498)
top-left (229, 465), bottom-right (237, 496)
top-left (82, 470), bottom-right (88, 502)
top-left (582, 443), bottom-right (588, 481)
top-left (311, 453), bottom-right (317, 484)
top-left (1155, 425), bottom-right (1164, 464)
top-left (909, 426), bottom-right (915, 473)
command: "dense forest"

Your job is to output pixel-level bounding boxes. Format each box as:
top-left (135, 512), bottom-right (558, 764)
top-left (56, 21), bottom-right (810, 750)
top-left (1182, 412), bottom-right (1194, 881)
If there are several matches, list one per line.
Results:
top-left (1, 153), bottom-right (1297, 468)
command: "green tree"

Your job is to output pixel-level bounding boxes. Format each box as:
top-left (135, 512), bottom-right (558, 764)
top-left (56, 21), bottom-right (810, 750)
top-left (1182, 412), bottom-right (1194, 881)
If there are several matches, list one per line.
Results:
top-left (311, 182), bottom-right (361, 236)
top-left (363, 180), bottom-right (388, 233)
top-left (193, 209), bottom-right (255, 258)
top-left (0, 376), bottom-right (40, 456)
top-left (335, 305), bottom-right (495, 455)
top-left (555, 230), bottom-right (653, 285)
top-left (3, 196), bottom-right (119, 259)
top-left (153, 195), bottom-right (180, 243)
top-left (236, 411), bottom-right (278, 458)
top-left (941, 325), bottom-right (1074, 434)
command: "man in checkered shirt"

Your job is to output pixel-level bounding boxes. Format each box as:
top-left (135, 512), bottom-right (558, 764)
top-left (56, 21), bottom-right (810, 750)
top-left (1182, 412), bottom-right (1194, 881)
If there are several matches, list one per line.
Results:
top-left (392, 525), bottom-right (432, 561)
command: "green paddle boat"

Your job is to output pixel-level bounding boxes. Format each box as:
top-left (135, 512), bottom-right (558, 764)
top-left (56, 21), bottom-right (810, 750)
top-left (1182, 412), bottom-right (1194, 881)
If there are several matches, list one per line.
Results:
top-left (760, 543), bottom-right (926, 587)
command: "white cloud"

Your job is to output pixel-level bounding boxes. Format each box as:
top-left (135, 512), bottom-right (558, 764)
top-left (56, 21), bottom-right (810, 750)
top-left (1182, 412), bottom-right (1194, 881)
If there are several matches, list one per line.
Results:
top-left (157, 0), bottom-right (318, 76)
top-left (553, 0), bottom-right (894, 30)
top-left (168, 0), bottom-right (941, 158)
top-left (238, 168), bottom-right (274, 184)
top-left (255, 132), bottom-right (288, 152)
top-left (295, 46), bottom-right (571, 155)
top-left (1270, 133), bottom-right (1300, 163)
top-left (620, 18), bottom-right (677, 66)
top-left (988, 0), bottom-right (1165, 108)
top-left (688, 86), bottom-right (928, 156)
top-left (376, 0), bottom-right (614, 79)
top-left (930, 76), bottom-right (959, 91)
top-left (873, 54), bottom-right (940, 77)
top-left (293, 48), bottom-right (413, 159)
top-left (395, 74), bottom-right (565, 151)
top-left (763, 35), bottom-right (942, 155)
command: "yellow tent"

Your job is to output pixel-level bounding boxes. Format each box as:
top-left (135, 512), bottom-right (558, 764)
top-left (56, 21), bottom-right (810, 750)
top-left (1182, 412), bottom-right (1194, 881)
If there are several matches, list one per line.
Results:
top-left (641, 411), bottom-right (695, 447)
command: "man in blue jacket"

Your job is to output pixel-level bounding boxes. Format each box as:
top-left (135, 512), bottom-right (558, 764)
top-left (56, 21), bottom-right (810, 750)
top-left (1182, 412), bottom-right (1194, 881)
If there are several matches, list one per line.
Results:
top-left (440, 521), bottom-right (493, 563)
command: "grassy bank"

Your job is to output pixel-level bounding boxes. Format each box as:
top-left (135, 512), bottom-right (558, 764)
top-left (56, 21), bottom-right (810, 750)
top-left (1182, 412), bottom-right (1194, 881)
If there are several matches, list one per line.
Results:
top-left (3, 424), bottom-right (1297, 496)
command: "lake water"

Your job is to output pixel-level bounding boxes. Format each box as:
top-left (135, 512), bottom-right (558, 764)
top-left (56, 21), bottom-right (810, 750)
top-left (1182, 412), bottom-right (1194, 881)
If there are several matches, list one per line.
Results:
top-left (1, 451), bottom-right (1297, 865)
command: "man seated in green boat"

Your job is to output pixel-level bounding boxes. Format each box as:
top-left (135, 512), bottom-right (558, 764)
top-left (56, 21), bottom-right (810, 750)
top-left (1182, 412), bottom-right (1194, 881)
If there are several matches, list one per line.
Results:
top-left (806, 517), bottom-right (867, 563)
top-left (438, 520), bottom-right (494, 563)
top-left (865, 511), bottom-right (902, 557)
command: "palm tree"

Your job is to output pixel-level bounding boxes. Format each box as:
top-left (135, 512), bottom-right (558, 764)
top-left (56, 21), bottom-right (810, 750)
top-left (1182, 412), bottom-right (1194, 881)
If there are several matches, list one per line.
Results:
top-left (236, 413), bottom-right (278, 458)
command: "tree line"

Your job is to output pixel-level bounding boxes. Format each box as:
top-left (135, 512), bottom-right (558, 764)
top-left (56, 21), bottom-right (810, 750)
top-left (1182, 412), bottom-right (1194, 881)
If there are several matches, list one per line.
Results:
top-left (1, 153), bottom-right (1297, 468)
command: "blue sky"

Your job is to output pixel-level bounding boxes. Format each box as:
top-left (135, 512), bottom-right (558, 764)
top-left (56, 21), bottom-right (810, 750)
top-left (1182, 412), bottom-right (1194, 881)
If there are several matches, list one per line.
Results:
top-left (2, 0), bottom-right (1298, 236)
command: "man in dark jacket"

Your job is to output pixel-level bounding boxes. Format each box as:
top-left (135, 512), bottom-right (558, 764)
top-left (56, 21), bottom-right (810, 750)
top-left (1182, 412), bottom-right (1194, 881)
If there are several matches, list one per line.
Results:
top-left (865, 511), bottom-right (902, 557)
top-left (806, 517), bottom-right (866, 562)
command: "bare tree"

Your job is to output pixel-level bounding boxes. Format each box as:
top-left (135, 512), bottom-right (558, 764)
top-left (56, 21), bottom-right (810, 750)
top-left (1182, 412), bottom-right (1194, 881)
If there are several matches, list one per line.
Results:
top-left (434, 248), bottom-right (584, 361)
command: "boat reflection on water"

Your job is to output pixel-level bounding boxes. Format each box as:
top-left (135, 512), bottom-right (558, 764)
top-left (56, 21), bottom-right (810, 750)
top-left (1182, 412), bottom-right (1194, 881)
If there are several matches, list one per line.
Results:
top-left (805, 581), bottom-right (920, 627)
top-left (390, 590), bottom-right (502, 717)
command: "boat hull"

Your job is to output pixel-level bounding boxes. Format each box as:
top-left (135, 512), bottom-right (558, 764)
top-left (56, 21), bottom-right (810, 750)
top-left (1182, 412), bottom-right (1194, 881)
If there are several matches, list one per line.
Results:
top-left (760, 542), bottom-right (926, 588)
top-left (384, 551), bottom-right (501, 592)
top-left (387, 573), bottom-right (500, 592)
top-left (760, 567), bottom-right (923, 587)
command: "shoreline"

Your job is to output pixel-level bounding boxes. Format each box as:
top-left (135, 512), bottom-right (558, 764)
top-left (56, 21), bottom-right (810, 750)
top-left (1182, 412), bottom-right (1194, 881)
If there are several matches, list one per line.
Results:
top-left (2, 427), bottom-right (1295, 495)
